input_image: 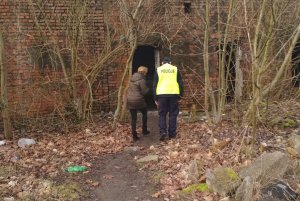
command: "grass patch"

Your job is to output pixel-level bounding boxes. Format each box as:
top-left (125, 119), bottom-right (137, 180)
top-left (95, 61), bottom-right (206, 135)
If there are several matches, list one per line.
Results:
top-left (151, 171), bottom-right (166, 184)
top-left (0, 165), bottom-right (15, 177)
top-left (52, 182), bottom-right (82, 200)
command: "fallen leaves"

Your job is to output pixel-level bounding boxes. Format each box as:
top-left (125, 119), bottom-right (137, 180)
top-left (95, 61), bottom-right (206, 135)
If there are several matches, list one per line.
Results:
top-left (211, 138), bottom-right (232, 150)
top-left (0, 100), bottom-right (298, 200)
top-left (102, 174), bottom-right (114, 180)
top-left (141, 121), bottom-right (248, 200)
top-left (0, 121), bottom-right (131, 199)
top-left (85, 179), bottom-right (100, 187)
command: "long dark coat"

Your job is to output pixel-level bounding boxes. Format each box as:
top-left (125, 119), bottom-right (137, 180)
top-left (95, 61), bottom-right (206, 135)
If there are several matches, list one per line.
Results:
top-left (127, 72), bottom-right (149, 109)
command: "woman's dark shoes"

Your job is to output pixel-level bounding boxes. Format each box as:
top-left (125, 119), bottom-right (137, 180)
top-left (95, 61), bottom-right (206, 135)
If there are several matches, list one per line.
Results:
top-left (142, 130), bottom-right (150, 135)
top-left (132, 134), bottom-right (140, 141)
top-left (132, 132), bottom-right (140, 141)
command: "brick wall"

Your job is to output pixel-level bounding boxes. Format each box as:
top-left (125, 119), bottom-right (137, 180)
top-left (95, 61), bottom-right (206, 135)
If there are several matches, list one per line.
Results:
top-left (0, 0), bottom-right (251, 118)
top-left (0, 0), bottom-right (106, 118)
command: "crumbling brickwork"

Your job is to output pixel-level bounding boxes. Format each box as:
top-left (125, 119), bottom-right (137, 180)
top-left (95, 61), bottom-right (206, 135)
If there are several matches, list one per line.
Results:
top-left (0, 0), bottom-right (248, 118)
top-left (0, 0), bottom-right (107, 118)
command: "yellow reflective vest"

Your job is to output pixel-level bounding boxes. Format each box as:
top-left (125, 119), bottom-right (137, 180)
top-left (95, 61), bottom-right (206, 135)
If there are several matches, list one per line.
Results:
top-left (156, 64), bottom-right (180, 95)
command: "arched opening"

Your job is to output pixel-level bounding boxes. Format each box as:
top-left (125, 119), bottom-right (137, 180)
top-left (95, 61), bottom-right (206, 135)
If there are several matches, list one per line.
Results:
top-left (132, 45), bottom-right (157, 109)
top-left (217, 42), bottom-right (237, 102)
top-left (292, 39), bottom-right (300, 87)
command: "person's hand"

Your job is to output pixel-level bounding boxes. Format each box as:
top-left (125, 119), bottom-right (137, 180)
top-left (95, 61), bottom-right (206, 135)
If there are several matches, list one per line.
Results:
top-left (155, 101), bottom-right (159, 109)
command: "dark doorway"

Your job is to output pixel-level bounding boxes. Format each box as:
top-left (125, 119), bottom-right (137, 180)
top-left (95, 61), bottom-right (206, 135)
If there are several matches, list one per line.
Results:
top-left (217, 42), bottom-right (237, 102)
top-left (292, 39), bottom-right (300, 87)
top-left (132, 45), bottom-right (156, 109)
top-left (224, 42), bottom-right (236, 102)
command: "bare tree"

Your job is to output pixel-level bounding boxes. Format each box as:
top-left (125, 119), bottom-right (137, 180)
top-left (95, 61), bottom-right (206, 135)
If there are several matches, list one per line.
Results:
top-left (112, 0), bottom-right (172, 127)
top-left (113, 0), bottom-right (145, 128)
top-left (242, 0), bottom-right (300, 133)
top-left (203, 0), bottom-right (214, 122)
top-left (201, 0), bottom-right (236, 123)
top-left (28, 0), bottom-right (81, 118)
top-left (26, 0), bottom-right (127, 121)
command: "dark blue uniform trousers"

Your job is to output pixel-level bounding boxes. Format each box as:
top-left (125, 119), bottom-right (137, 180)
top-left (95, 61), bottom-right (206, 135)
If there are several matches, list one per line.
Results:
top-left (158, 97), bottom-right (179, 137)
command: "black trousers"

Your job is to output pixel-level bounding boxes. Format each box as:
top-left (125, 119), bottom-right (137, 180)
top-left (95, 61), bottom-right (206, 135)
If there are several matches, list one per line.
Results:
top-left (158, 97), bottom-right (179, 137)
top-left (130, 108), bottom-right (147, 135)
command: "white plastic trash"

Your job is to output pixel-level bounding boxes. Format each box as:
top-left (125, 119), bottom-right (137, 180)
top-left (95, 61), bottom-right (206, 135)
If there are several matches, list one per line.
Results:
top-left (17, 138), bottom-right (36, 148)
top-left (0, 140), bottom-right (5, 146)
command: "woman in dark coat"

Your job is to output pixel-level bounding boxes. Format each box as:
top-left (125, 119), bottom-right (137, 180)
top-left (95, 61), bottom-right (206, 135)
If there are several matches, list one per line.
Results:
top-left (127, 66), bottom-right (150, 141)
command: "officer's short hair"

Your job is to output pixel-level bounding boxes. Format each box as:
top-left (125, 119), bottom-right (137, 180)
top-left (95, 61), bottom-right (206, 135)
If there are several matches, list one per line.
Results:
top-left (162, 57), bottom-right (171, 64)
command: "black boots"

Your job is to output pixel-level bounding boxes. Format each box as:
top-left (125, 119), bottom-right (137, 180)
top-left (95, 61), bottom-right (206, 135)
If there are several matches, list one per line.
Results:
top-left (160, 133), bottom-right (167, 141)
top-left (132, 132), bottom-right (140, 141)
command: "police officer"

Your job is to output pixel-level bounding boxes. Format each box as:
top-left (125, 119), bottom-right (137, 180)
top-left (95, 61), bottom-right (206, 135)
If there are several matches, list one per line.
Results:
top-left (153, 57), bottom-right (184, 141)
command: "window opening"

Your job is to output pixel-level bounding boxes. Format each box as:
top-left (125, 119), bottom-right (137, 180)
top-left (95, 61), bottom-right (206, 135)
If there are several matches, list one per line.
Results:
top-left (184, 2), bottom-right (191, 14)
top-left (29, 45), bottom-right (71, 74)
top-left (292, 39), bottom-right (300, 87)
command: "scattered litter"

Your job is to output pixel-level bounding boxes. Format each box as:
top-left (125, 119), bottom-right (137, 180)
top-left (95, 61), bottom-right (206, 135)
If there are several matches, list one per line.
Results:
top-left (65, 166), bottom-right (87, 172)
top-left (10, 156), bottom-right (20, 162)
top-left (261, 181), bottom-right (298, 201)
top-left (8, 181), bottom-right (17, 187)
top-left (17, 138), bottom-right (36, 148)
top-left (125, 146), bottom-right (140, 152)
top-left (3, 197), bottom-right (15, 201)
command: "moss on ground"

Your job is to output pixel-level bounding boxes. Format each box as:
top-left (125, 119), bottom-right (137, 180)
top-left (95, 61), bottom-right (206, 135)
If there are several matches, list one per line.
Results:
top-left (283, 118), bottom-right (298, 128)
top-left (182, 183), bottom-right (210, 194)
top-left (226, 168), bottom-right (239, 181)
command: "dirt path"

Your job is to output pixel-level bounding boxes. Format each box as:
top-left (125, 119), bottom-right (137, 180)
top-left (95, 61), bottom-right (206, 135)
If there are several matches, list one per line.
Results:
top-left (88, 111), bottom-right (163, 201)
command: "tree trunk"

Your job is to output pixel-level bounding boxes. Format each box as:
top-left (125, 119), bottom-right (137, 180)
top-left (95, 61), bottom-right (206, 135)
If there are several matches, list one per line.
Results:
top-left (203, 0), bottom-right (212, 122)
top-left (203, 0), bottom-right (235, 124)
top-left (0, 33), bottom-right (12, 139)
top-left (235, 47), bottom-right (243, 102)
top-left (217, 0), bottom-right (234, 119)
top-left (113, 0), bottom-right (144, 128)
